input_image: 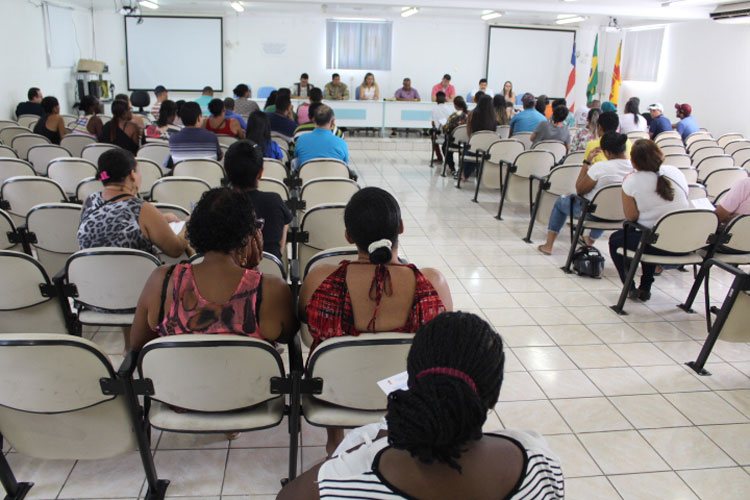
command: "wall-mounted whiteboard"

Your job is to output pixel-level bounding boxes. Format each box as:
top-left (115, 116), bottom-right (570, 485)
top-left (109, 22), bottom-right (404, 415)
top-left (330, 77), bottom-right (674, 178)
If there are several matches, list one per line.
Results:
top-left (487, 26), bottom-right (575, 98)
top-left (44, 3), bottom-right (79, 68)
top-left (125, 16), bottom-right (223, 91)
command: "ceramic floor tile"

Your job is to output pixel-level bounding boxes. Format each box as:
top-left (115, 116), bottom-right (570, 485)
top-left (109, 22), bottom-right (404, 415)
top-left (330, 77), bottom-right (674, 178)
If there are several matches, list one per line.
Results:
top-left (609, 472), bottom-right (699, 500)
top-left (562, 345), bottom-right (627, 369)
top-left (588, 323), bottom-right (648, 344)
top-left (300, 446), bottom-right (327, 471)
top-left (665, 391), bottom-right (748, 425)
top-left (610, 343), bottom-right (675, 366)
top-left (59, 452), bottom-right (146, 499)
top-left (153, 449), bottom-right (227, 497)
top-left (482, 308), bottom-right (537, 327)
top-left (513, 346), bottom-right (577, 371)
top-left (552, 291), bottom-right (602, 307)
top-left (496, 326), bottom-right (555, 347)
top-left (678, 467), bottom-right (750, 500)
top-left (458, 278), bottom-right (506, 294)
top-left (509, 292), bottom-right (561, 308)
top-left (629, 322), bottom-right (691, 342)
top-left (469, 292), bottom-right (519, 309)
top-left (567, 306), bottom-right (624, 325)
top-left (531, 370), bottom-right (603, 399)
top-left (635, 365), bottom-right (710, 393)
top-left (222, 448), bottom-right (288, 496)
top-left (641, 427), bottom-right (735, 469)
top-left (157, 432), bottom-right (229, 450)
top-left (610, 394), bottom-right (692, 429)
top-left (497, 371), bottom-right (548, 402)
top-left (716, 390), bottom-right (750, 417)
top-left (542, 325), bottom-right (602, 346)
top-left (495, 400), bottom-right (571, 435)
top-left (552, 397), bottom-right (632, 433)
top-left (700, 424), bottom-right (750, 465)
top-left (583, 367), bottom-right (657, 396)
top-left (565, 476), bottom-right (621, 500)
top-left (4, 454), bottom-right (75, 500)
top-left (544, 434), bottom-right (602, 478)
top-left (695, 363), bottom-right (750, 391)
top-left (578, 430), bottom-right (669, 474)
top-left (528, 307), bottom-right (582, 326)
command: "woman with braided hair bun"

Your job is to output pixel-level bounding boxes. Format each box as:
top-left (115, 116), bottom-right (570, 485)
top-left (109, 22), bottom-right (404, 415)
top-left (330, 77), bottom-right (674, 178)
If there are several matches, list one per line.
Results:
top-left (278, 312), bottom-right (564, 500)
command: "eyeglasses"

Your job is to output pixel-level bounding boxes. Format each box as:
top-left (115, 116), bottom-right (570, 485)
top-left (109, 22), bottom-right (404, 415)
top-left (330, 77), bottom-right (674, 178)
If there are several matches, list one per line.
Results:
top-left (255, 218), bottom-right (265, 231)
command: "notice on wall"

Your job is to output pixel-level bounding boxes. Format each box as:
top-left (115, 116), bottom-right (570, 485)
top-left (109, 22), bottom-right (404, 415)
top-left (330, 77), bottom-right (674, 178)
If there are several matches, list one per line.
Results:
top-left (262, 42), bottom-right (287, 56)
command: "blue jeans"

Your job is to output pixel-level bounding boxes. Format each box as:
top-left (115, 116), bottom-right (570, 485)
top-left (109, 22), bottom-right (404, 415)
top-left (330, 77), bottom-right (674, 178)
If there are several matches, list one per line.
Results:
top-left (547, 195), bottom-right (604, 239)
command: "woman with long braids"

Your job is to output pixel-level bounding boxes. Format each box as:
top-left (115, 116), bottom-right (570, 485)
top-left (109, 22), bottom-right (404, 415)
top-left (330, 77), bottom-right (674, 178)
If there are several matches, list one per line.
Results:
top-left (279, 312), bottom-right (564, 500)
top-left (98, 99), bottom-right (140, 154)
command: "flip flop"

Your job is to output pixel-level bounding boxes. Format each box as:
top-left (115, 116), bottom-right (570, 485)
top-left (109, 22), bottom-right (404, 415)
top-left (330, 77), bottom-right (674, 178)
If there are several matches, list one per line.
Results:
top-left (537, 245), bottom-right (552, 255)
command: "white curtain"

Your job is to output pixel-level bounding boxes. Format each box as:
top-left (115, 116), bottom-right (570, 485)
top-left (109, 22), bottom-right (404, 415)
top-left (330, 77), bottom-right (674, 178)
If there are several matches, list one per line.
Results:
top-left (622, 28), bottom-right (665, 82)
top-left (326, 20), bottom-right (392, 70)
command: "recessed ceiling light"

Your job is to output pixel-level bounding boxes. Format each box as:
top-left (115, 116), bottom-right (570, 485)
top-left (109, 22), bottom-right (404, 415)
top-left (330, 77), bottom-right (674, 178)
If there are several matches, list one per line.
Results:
top-left (230, 2), bottom-right (244, 13)
top-left (555, 15), bottom-right (586, 24)
top-left (401, 7), bottom-right (419, 17)
top-left (139, 0), bottom-right (158, 9)
top-left (481, 11), bottom-right (503, 21)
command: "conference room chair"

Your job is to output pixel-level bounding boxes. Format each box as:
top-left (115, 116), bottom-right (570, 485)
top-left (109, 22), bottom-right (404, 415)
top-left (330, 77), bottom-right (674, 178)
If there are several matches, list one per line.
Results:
top-left (702, 168), bottom-right (748, 200)
top-left (441, 124), bottom-right (469, 177)
top-left (457, 130), bottom-right (499, 189)
top-left (0, 210), bottom-right (22, 252)
top-left (25, 202), bottom-right (82, 276)
top-left (717, 133), bottom-right (744, 149)
top-left (523, 164), bottom-right (582, 243)
top-left (562, 151), bottom-right (585, 165)
top-left (0, 158), bottom-right (35, 185)
top-left (730, 148), bottom-right (750, 169)
top-left (10, 134), bottom-right (50, 160)
top-left (215, 134), bottom-right (237, 147)
top-left (688, 183), bottom-right (708, 200)
top-left (271, 132), bottom-right (291, 151)
top-left (153, 202), bottom-right (189, 220)
top-left (0, 250), bottom-right (69, 334)
top-left (695, 155), bottom-right (735, 180)
top-left (611, 209), bottom-right (719, 314)
top-left (172, 159), bottom-right (226, 188)
top-left (47, 158), bottom-right (98, 197)
top-left (136, 158), bottom-right (163, 197)
top-left (0, 334), bottom-right (169, 500)
top-left (27, 143), bottom-right (71, 175)
top-left (61, 114), bottom-right (78, 128)
top-left (262, 158), bottom-right (288, 183)
top-left (496, 150), bottom-right (555, 220)
top-left (257, 86), bottom-right (276, 99)
top-left (81, 143), bottom-right (119, 165)
top-left (298, 158), bottom-right (350, 184)
top-left (678, 167), bottom-right (699, 184)
top-left (297, 204), bottom-right (348, 273)
top-left (0, 176), bottom-right (67, 226)
top-left (75, 177), bottom-right (104, 203)
top-left (300, 178), bottom-right (360, 214)
top-left (137, 143), bottom-right (171, 174)
top-left (258, 178), bottom-right (290, 200)
top-left (303, 246), bottom-right (359, 279)
top-left (654, 130), bottom-right (681, 142)
top-left (690, 146), bottom-right (726, 167)
top-left (656, 137), bottom-right (684, 149)
top-left (663, 153), bottom-right (692, 168)
top-left (626, 131), bottom-right (649, 141)
top-left (660, 145), bottom-right (688, 156)
top-left (259, 251), bottom-right (287, 280)
top-left (0, 120), bottom-right (20, 131)
top-left (149, 177), bottom-right (211, 213)
top-left (510, 131), bottom-right (533, 150)
top-left (531, 140), bottom-right (567, 164)
top-left (60, 134), bottom-right (96, 157)
top-left (685, 131), bottom-right (714, 147)
top-left (723, 139), bottom-right (750, 156)
top-left (496, 125), bottom-right (510, 139)
top-left (473, 138), bottom-right (524, 202)
top-left (688, 139), bottom-right (720, 156)
top-left (0, 127), bottom-right (32, 147)
top-left (0, 146), bottom-right (18, 159)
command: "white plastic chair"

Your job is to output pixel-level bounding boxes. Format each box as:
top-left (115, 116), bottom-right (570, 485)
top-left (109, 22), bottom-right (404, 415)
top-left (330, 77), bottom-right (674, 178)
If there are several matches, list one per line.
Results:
top-left (173, 159), bottom-right (226, 188)
top-left (257, 178), bottom-right (289, 200)
top-left (0, 176), bottom-right (67, 226)
top-left (25, 203), bottom-right (83, 276)
top-left (298, 204), bottom-right (348, 273)
top-left (496, 125), bottom-right (510, 139)
top-left (298, 158), bottom-right (350, 184)
top-left (654, 130), bottom-right (681, 142)
top-left (10, 134), bottom-right (50, 160)
top-left (60, 134), bottom-right (95, 157)
top-left (562, 151), bottom-right (585, 165)
top-left (730, 148), bottom-right (750, 169)
top-left (149, 177), bottom-right (211, 213)
top-left (663, 153), bottom-right (691, 168)
top-left (303, 246), bottom-right (358, 279)
top-left (0, 159), bottom-right (35, 184)
top-left (47, 158), bottom-right (98, 197)
top-left (27, 144), bottom-right (71, 175)
top-left (0, 127), bottom-right (32, 147)
top-left (510, 131), bottom-right (533, 150)
top-left (136, 158), bottom-right (163, 197)
top-left (0, 210), bottom-right (22, 252)
top-left (679, 167), bottom-right (699, 184)
top-left (16, 115), bottom-right (39, 129)
top-left (0, 146), bottom-right (18, 159)
top-left (717, 133), bottom-right (744, 149)
top-left (137, 143), bottom-right (171, 173)
top-left (457, 131), bottom-right (500, 188)
top-left (627, 131), bottom-right (648, 141)
top-left (685, 132), bottom-right (714, 147)
top-left (75, 177), bottom-right (104, 203)
top-left (81, 143), bottom-right (118, 165)
top-left (660, 145), bottom-right (688, 156)
top-left (532, 140), bottom-right (567, 164)
top-left (262, 158), bottom-right (288, 182)
top-left (724, 140), bottom-right (750, 156)
top-left (688, 183), bottom-right (708, 200)
top-left (691, 146), bottom-right (725, 165)
top-left (496, 150), bottom-right (556, 220)
top-left (475, 139), bottom-right (524, 194)
top-left (524, 164), bottom-right (582, 243)
top-left (656, 138), bottom-right (685, 149)
top-left (703, 168), bottom-right (749, 200)
top-left (215, 134), bottom-right (238, 147)
top-left (300, 178), bottom-right (360, 212)
top-left (695, 155), bottom-right (735, 180)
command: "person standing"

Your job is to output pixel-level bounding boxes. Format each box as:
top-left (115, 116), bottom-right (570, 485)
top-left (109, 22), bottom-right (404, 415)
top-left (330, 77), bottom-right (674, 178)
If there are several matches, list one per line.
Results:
top-left (431, 74), bottom-right (456, 102)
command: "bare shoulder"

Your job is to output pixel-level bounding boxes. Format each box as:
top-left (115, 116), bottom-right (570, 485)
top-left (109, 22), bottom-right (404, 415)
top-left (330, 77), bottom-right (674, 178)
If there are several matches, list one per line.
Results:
top-left (302, 263), bottom-right (339, 288)
top-left (420, 266), bottom-right (448, 287)
top-left (261, 273), bottom-right (291, 299)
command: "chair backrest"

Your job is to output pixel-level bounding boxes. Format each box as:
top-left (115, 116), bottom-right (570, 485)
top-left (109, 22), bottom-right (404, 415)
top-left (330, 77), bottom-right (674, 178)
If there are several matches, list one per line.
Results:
top-left (467, 131), bottom-right (499, 153)
top-left (0, 127), bottom-right (32, 147)
top-left (717, 133), bottom-right (744, 149)
top-left (81, 143), bottom-right (118, 165)
top-left (60, 134), bottom-right (96, 157)
top-left (532, 140), bottom-right (567, 163)
top-left (513, 150), bottom-right (556, 179)
top-left (16, 115), bottom-right (39, 129)
top-left (688, 139), bottom-right (719, 155)
top-left (257, 178), bottom-right (290, 200)
top-left (303, 246), bottom-right (358, 278)
top-left (731, 148), bottom-right (750, 169)
top-left (0, 210), bottom-right (20, 251)
top-left (0, 145), bottom-right (18, 158)
top-left (656, 138), bottom-right (685, 149)
top-left (703, 168), bottom-right (749, 199)
top-left (451, 125), bottom-right (468, 144)
top-left (173, 159), bottom-right (226, 188)
top-left (137, 143), bottom-right (171, 172)
top-left (663, 153), bottom-right (692, 168)
top-left (136, 158), bottom-right (163, 196)
top-left (263, 158), bottom-right (288, 182)
top-left (511, 131), bottom-right (533, 150)
top-left (149, 177), bottom-right (211, 212)
top-left (627, 131), bottom-right (649, 141)
top-left (271, 133), bottom-right (291, 151)
top-left (26, 203), bottom-right (82, 276)
top-left (0, 176), bottom-right (67, 225)
top-left (153, 202), bottom-right (190, 220)
top-left (0, 120), bottom-right (19, 131)
top-left (216, 134), bottom-right (237, 147)
top-left (66, 247), bottom-right (161, 312)
top-left (298, 158), bottom-right (350, 184)
top-left (259, 251), bottom-right (286, 279)
top-left (650, 209), bottom-right (718, 253)
top-left (487, 139), bottom-right (525, 165)
top-left (257, 86), bottom-right (276, 99)
top-left (562, 151), bottom-right (585, 165)
top-left (691, 146), bottom-right (725, 165)
top-left (300, 178), bottom-right (360, 209)
top-left (10, 134), bottom-right (51, 159)
top-left (695, 155), bottom-right (735, 178)
top-left (75, 177), bottom-right (104, 203)
top-left (724, 140), bottom-right (750, 156)
top-left (138, 334), bottom-right (284, 412)
top-left (47, 158), bottom-right (98, 196)
top-left (679, 167), bottom-right (699, 184)
top-left (0, 251), bottom-right (67, 333)
top-left (0, 159), bottom-right (35, 184)
top-left (654, 130), bottom-right (681, 142)
top-left (685, 132), bottom-right (713, 147)
top-left (299, 204), bottom-right (348, 271)
top-left (546, 165), bottom-right (582, 196)
top-left (0, 333), bottom-right (138, 459)
top-left (660, 145), bottom-right (688, 156)
top-left (496, 125), bottom-right (510, 139)
top-left (61, 114), bottom-right (79, 128)
top-left (306, 333), bottom-right (413, 410)
top-left (721, 214), bottom-right (750, 253)
top-left (588, 184), bottom-right (625, 221)
top-left (688, 183), bottom-right (708, 200)
top-left (27, 144), bottom-right (72, 175)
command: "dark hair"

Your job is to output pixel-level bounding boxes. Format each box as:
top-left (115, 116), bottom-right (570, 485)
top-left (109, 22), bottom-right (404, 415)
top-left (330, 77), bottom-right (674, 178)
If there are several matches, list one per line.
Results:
top-left (110, 99), bottom-right (130, 142)
top-left (552, 98), bottom-right (566, 108)
top-left (245, 111), bottom-right (272, 151)
top-left (28, 87), bottom-right (41, 101)
top-left (233, 84), bottom-right (250, 98)
top-left (522, 93), bottom-right (535, 109)
top-left (179, 102), bottom-right (202, 126)
top-left (223, 98), bottom-right (235, 111)
top-left (264, 90), bottom-right (278, 110)
top-left (300, 72), bottom-right (309, 79)
top-left (314, 104), bottom-right (334, 126)
top-left (597, 111), bottom-right (619, 133)
top-left (274, 94), bottom-right (291, 114)
top-left (175, 99), bottom-right (186, 116)
top-left (492, 94), bottom-right (506, 113)
top-left (277, 88), bottom-right (291, 99)
top-left (443, 74), bottom-right (451, 80)
top-left (202, 86), bottom-right (214, 95)
top-left (631, 139), bottom-right (673, 201)
top-left (403, 77), bottom-right (411, 83)
top-left (332, 73), bottom-right (340, 79)
top-left (309, 87), bottom-right (323, 103)
top-left (115, 93), bottom-right (129, 103)
top-left (469, 95), bottom-right (497, 133)
top-left (208, 98), bottom-right (225, 116)
top-left (156, 99), bottom-right (176, 127)
top-left (154, 85), bottom-right (167, 96)
top-left (308, 102), bottom-right (324, 123)
top-left (625, 98), bottom-right (640, 125)
top-left (344, 187), bottom-right (401, 264)
top-left (224, 140), bottom-right (264, 189)
top-left (453, 96), bottom-right (467, 112)
top-left (599, 132), bottom-right (628, 156)
top-left (436, 91), bottom-right (446, 104)
top-left (535, 94), bottom-right (548, 115)
top-left (97, 148), bottom-right (136, 184)
top-left (187, 188), bottom-right (257, 255)
top-left (40, 96), bottom-right (58, 115)
top-left (78, 95), bottom-right (99, 115)
top-left (552, 105), bottom-right (569, 124)
top-left (479, 78), bottom-right (487, 84)
top-left (387, 312), bottom-right (505, 472)
top-left (473, 91), bottom-right (485, 102)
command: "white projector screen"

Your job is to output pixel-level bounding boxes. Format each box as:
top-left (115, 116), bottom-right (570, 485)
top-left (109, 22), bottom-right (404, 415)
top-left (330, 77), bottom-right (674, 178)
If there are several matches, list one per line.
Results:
top-left (487, 26), bottom-right (575, 100)
top-left (125, 16), bottom-right (223, 91)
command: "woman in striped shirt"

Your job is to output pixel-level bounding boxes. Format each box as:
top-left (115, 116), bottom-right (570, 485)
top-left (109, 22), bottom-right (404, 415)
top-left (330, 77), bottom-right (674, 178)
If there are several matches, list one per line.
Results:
top-left (278, 312), bottom-right (564, 500)
top-left (71, 95), bottom-right (104, 138)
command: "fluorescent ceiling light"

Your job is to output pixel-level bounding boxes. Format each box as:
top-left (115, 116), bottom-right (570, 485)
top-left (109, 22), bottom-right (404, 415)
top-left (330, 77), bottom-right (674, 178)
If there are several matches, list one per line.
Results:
top-left (625, 24), bottom-right (666, 31)
top-left (557, 14), bottom-right (577, 19)
top-left (481, 11), bottom-right (503, 20)
top-left (401, 7), bottom-right (419, 17)
top-left (556, 15), bottom-right (586, 24)
top-left (139, 0), bottom-right (158, 8)
top-left (230, 1), bottom-right (244, 12)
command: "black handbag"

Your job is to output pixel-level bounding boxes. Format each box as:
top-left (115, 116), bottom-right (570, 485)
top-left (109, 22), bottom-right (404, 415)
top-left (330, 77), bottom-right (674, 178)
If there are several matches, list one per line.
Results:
top-left (572, 245), bottom-right (605, 278)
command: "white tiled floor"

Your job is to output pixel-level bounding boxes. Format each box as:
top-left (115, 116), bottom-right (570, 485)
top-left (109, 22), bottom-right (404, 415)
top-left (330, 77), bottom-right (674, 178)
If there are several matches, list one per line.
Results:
top-left (4, 137), bottom-right (750, 499)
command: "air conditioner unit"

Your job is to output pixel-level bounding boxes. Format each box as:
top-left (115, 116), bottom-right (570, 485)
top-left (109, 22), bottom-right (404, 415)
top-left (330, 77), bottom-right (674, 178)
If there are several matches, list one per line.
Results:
top-left (710, 2), bottom-right (750, 23)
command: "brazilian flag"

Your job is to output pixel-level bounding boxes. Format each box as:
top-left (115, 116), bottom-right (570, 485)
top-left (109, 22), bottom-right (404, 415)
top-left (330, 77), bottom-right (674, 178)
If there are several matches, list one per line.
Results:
top-left (587, 34), bottom-right (599, 101)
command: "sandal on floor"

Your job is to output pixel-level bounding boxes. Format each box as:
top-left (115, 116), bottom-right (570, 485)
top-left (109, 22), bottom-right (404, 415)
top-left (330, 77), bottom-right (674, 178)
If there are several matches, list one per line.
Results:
top-left (537, 245), bottom-right (552, 255)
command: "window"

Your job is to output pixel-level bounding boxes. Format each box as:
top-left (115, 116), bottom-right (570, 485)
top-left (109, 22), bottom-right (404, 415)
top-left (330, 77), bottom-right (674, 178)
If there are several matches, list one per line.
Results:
top-left (622, 27), bottom-right (665, 82)
top-left (326, 20), bottom-right (392, 70)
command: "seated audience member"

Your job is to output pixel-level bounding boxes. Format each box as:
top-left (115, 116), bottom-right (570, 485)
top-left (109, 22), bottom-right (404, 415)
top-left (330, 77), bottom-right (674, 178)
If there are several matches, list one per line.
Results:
top-left (716, 176), bottom-right (750, 223)
top-left (535, 94), bottom-right (550, 117)
top-left (114, 93), bottom-right (146, 130)
top-left (509, 93), bottom-right (547, 136)
top-left (432, 73), bottom-right (456, 102)
top-left (432, 91), bottom-right (454, 128)
top-left (472, 91), bottom-right (486, 104)
top-left (575, 99), bottom-right (600, 127)
top-left (145, 99), bottom-right (177, 140)
top-left (204, 98), bottom-right (245, 138)
top-left (233, 83), bottom-right (259, 120)
top-left (224, 140), bottom-right (293, 259)
top-left (267, 94), bottom-right (297, 140)
top-left (531, 105), bottom-right (571, 149)
top-left (537, 132), bottom-right (632, 255)
top-left (463, 95), bottom-right (497, 180)
top-left (570, 108), bottom-right (601, 152)
top-left (359, 73), bottom-right (379, 100)
top-left (168, 102), bottom-right (222, 164)
top-left (174, 100), bottom-right (186, 127)
top-left (223, 98), bottom-right (248, 129)
top-left (294, 105), bottom-right (349, 168)
top-left (601, 101), bottom-right (617, 113)
top-left (501, 80), bottom-right (516, 107)
top-left (394, 78), bottom-right (420, 101)
top-left (619, 97), bottom-right (648, 134)
top-left (16, 87), bottom-right (43, 117)
top-left (78, 149), bottom-right (190, 350)
top-left (293, 101), bottom-right (344, 141)
top-left (71, 95), bottom-right (104, 138)
top-left (552, 98), bottom-right (575, 128)
top-left (324, 73), bottom-right (350, 100)
top-left (494, 95), bottom-right (510, 126)
top-left (263, 90), bottom-right (278, 112)
top-left (291, 73), bottom-right (315, 99)
top-left (584, 111), bottom-right (632, 164)
top-left (674, 103), bottom-right (700, 141)
top-left (98, 99), bottom-right (140, 154)
top-left (129, 187), bottom-right (298, 352)
top-left (472, 78), bottom-right (494, 102)
top-left (298, 187), bottom-right (452, 453)
top-left (265, 88), bottom-right (292, 114)
top-left (32, 96), bottom-right (67, 145)
top-left (151, 85), bottom-right (168, 121)
top-left (297, 87), bottom-right (323, 125)
top-left (442, 96), bottom-right (469, 174)
top-left (278, 312), bottom-right (563, 500)
top-left (609, 139), bottom-right (690, 301)
top-left (194, 86), bottom-right (214, 115)
top-left (246, 111), bottom-right (283, 160)
top-left (648, 103), bottom-right (672, 139)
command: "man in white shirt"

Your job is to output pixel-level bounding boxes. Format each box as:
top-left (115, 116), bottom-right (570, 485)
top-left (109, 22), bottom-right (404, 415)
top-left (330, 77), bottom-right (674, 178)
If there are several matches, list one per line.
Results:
top-left (472, 78), bottom-right (494, 102)
top-left (575, 99), bottom-right (600, 127)
top-left (430, 91), bottom-right (454, 163)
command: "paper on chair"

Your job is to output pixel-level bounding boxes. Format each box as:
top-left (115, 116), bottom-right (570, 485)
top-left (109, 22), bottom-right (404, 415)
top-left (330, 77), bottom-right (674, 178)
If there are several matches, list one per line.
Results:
top-left (691, 198), bottom-right (715, 210)
top-left (377, 371), bottom-right (409, 395)
top-left (169, 221), bottom-right (186, 234)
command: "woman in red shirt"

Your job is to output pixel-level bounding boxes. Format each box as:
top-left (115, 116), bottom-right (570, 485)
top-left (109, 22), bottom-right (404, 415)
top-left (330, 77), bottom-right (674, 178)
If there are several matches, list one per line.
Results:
top-left (204, 98), bottom-right (245, 138)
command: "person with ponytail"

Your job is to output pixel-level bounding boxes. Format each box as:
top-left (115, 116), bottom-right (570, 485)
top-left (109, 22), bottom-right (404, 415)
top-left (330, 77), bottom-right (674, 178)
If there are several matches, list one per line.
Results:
top-left (619, 97), bottom-right (648, 134)
top-left (278, 312), bottom-right (564, 500)
top-left (98, 99), bottom-right (140, 154)
top-left (32, 96), bottom-right (67, 145)
top-left (71, 95), bottom-right (104, 138)
top-left (145, 99), bottom-right (177, 140)
top-left (609, 139), bottom-right (690, 301)
top-left (299, 186), bottom-right (452, 454)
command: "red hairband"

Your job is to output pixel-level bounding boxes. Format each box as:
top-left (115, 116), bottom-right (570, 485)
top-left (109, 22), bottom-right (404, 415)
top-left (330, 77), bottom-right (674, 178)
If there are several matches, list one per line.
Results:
top-left (99, 171), bottom-right (110, 180)
top-left (416, 367), bottom-right (478, 395)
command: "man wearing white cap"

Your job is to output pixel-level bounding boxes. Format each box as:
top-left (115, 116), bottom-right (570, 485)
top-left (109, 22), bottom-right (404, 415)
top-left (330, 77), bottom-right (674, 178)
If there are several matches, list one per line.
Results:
top-left (648, 103), bottom-right (671, 139)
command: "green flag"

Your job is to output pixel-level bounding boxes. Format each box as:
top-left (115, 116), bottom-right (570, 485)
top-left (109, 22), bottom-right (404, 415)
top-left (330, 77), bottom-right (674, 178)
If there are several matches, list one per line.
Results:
top-left (587, 34), bottom-right (599, 101)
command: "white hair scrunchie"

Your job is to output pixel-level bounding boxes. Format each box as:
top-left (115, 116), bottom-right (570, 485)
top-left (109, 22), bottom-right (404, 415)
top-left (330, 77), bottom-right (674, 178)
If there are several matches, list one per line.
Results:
top-left (367, 239), bottom-right (393, 254)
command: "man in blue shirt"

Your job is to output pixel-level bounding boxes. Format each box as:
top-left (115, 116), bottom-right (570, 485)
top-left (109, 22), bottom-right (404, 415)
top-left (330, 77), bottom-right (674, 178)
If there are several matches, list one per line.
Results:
top-left (267, 94), bottom-right (298, 141)
top-left (223, 98), bottom-right (247, 129)
top-left (510, 93), bottom-right (547, 136)
top-left (294, 104), bottom-right (349, 170)
top-left (648, 103), bottom-right (672, 139)
top-left (194, 86), bottom-right (214, 115)
top-left (674, 103), bottom-right (700, 141)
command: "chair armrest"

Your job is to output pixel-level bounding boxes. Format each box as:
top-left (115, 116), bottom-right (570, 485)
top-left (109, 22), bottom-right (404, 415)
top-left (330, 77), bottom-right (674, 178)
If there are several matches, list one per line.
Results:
top-left (705, 258), bottom-right (750, 279)
top-left (623, 220), bottom-right (652, 233)
top-left (117, 350), bottom-right (139, 378)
